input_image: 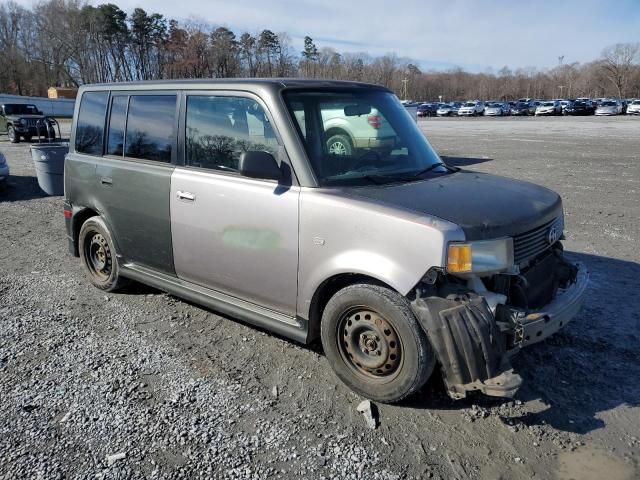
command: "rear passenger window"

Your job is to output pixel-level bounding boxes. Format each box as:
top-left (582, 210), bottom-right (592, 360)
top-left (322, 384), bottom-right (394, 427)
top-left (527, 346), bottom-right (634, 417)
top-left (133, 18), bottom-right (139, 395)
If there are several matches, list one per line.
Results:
top-left (185, 96), bottom-right (278, 171)
top-left (75, 91), bottom-right (108, 155)
top-left (107, 96), bottom-right (128, 156)
top-left (125, 95), bottom-right (176, 163)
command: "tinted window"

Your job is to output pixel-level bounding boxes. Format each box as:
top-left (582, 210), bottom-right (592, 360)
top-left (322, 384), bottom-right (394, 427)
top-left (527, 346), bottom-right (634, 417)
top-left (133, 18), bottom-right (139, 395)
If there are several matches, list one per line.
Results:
top-left (125, 95), bottom-right (176, 162)
top-left (185, 96), bottom-right (278, 172)
top-left (107, 96), bottom-right (128, 156)
top-left (75, 91), bottom-right (108, 155)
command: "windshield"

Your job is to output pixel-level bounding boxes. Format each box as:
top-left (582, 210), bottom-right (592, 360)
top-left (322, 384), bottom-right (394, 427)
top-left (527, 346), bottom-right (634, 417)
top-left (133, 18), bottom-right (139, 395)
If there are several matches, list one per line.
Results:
top-left (542, 102), bottom-right (554, 106)
top-left (633, 100), bottom-right (640, 105)
top-left (601, 101), bottom-right (616, 106)
top-left (4, 104), bottom-right (41, 115)
top-left (284, 89), bottom-right (445, 186)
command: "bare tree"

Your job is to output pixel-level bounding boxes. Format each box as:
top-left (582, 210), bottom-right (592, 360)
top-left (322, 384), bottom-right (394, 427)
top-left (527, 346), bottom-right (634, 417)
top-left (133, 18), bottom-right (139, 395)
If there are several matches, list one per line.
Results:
top-left (601, 43), bottom-right (640, 98)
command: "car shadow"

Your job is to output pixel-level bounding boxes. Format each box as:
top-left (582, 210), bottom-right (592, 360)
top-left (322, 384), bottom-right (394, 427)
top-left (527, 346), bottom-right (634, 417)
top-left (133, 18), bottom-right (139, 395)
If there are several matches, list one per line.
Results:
top-left (441, 155), bottom-right (493, 167)
top-left (0, 175), bottom-right (49, 202)
top-left (405, 251), bottom-right (640, 435)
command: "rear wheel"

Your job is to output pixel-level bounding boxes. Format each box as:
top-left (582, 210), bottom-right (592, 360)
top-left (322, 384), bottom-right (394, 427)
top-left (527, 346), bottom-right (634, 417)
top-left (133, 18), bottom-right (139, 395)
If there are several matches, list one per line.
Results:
top-left (79, 216), bottom-right (129, 292)
top-left (320, 283), bottom-right (435, 403)
top-left (7, 125), bottom-right (19, 143)
top-left (326, 133), bottom-right (353, 156)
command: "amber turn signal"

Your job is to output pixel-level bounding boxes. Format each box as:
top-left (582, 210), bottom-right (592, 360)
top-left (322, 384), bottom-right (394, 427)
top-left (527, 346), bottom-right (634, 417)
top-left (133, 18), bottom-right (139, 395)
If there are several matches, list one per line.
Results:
top-left (447, 243), bottom-right (472, 273)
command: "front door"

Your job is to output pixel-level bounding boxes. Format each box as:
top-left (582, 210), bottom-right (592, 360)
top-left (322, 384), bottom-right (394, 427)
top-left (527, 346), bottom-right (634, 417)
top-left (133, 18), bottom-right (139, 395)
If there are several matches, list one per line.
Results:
top-left (170, 94), bottom-right (299, 317)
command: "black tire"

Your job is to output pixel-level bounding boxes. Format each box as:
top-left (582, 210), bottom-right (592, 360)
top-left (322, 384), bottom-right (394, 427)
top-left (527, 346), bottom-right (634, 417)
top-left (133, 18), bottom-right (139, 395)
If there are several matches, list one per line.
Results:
top-left (7, 125), bottom-right (19, 143)
top-left (320, 283), bottom-right (435, 403)
top-left (79, 216), bottom-right (129, 292)
top-left (326, 133), bottom-right (353, 156)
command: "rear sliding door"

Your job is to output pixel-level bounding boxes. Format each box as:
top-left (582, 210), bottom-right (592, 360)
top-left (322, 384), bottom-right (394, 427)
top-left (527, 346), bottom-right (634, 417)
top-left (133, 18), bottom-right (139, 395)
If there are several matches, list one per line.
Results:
top-left (91, 91), bottom-right (178, 274)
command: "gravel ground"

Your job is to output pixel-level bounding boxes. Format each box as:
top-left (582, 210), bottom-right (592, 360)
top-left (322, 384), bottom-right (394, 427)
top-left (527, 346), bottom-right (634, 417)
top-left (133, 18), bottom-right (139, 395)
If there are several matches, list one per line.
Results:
top-left (1, 116), bottom-right (639, 479)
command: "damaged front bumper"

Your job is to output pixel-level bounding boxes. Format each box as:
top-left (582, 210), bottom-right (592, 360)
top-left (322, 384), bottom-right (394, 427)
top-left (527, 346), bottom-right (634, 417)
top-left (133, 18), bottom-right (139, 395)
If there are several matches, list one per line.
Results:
top-left (507, 262), bottom-right (588, 349)
top-left (411, 262), bottom-right (588, 400)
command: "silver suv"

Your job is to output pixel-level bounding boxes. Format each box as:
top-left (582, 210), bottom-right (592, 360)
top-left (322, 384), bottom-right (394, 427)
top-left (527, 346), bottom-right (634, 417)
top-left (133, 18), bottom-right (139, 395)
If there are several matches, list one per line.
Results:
top-left (64, 80), bottom-right (588, 403)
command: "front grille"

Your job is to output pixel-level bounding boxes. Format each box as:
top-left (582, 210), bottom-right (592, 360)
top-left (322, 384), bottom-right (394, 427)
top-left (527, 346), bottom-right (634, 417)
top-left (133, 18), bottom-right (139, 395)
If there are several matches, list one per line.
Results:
top-left (513, 216), bottom-right (563, 265)
top-left (24, 118), bottom-right (39, 128)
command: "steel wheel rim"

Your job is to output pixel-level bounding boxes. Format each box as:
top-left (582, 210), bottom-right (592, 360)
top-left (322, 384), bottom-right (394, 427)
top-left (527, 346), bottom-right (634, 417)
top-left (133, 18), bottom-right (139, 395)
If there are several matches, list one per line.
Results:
top-left (84, 232), bottom-right (112, 281)
top-left (8, 127), bottom-right (15, 141)
top-left (337, 307), bottom-right (403, 382)
top-left (328, 140), bottom-right (348, 155)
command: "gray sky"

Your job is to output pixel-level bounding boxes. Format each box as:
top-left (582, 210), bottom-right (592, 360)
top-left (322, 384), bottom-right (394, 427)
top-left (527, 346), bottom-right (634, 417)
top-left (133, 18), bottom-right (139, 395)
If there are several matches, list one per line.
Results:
top-left (14, 0), bottom-right (640, 71)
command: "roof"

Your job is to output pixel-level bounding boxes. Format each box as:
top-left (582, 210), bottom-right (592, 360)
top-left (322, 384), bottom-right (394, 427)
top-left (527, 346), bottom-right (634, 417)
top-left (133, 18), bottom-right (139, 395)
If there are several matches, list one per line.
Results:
top-left (79, 78), bottom-right (389, 93)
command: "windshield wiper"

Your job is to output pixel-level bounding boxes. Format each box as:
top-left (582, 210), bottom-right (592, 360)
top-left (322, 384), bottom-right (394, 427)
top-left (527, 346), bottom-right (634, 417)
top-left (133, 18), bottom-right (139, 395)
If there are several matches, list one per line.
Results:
top-left (408, 162), bottom-right (454, 177)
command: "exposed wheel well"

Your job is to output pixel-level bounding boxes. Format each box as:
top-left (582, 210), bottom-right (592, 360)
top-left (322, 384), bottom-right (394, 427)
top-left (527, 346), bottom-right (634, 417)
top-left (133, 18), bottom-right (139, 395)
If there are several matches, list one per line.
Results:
top-left (307, 273), bottom-right (396, 342)
top-left (324, 127), bottom-right (354, 146)
top-left (72, 208), bottom-right (99, 256)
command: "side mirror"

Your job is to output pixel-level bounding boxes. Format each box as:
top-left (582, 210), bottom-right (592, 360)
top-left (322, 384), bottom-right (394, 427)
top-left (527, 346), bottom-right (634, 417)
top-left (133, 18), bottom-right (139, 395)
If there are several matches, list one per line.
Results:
top-left (239, 150), bottom-right (281, 181)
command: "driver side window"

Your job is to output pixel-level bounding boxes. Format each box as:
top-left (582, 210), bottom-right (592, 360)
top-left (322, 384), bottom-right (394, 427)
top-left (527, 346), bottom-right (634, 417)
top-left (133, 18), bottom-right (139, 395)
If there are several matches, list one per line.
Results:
top-left (185, 96), bottom-right (278, 172)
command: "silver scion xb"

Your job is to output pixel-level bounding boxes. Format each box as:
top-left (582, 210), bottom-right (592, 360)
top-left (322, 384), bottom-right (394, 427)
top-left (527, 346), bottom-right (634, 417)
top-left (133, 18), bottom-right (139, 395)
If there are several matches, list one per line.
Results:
top-left (64, 80), bottom-right (588, 403)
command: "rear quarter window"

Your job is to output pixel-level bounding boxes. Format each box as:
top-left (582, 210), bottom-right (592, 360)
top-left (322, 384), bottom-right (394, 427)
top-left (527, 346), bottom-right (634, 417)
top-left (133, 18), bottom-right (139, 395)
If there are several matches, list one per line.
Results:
top-left (75, 91), bottom-right (109, 155)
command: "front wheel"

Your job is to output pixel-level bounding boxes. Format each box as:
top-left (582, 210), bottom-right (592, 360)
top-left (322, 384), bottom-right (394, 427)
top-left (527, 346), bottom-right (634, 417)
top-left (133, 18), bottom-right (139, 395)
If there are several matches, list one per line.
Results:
top-left (321, 283), bottom-right (435, 403)
top-left (79, 216), bottom-right (130, 292)
top-left (7, 125), bottom-right (19, 143)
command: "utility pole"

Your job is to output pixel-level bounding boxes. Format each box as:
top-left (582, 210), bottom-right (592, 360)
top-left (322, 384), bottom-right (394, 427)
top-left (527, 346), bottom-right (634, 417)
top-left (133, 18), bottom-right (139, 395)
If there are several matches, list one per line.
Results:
top-left (558, 85), bottom-right (565, 98)
top-left (402, 77), bottom-right (408, 101)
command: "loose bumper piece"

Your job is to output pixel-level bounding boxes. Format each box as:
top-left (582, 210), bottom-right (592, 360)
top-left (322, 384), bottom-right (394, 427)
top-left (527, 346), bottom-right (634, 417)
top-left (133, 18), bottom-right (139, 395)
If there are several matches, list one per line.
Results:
top-left (412, 294), bottom-right (522, 399)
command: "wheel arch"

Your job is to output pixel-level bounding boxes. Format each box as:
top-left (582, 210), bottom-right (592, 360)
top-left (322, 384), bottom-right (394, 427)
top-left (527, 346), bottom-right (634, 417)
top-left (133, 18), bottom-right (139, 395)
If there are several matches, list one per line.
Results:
top-left (71, 207), bottom-right (100, 256)
top-left (324, 126), bottom-right (355, 146)
top-left (307, 272), bottom-right (398, 342)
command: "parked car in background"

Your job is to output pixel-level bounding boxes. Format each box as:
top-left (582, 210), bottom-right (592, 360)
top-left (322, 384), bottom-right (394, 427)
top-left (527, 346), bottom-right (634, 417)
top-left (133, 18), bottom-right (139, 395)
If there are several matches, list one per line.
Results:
top-left (484, 102), bottom-right (508, 116)
top-left (559, 100), bottom-right (571, 113)
top-left (564, 100), bottom-right (595, 116)
top-left (0, 103), bottom-right (55, 143)
top-left (417, 103), bottom-right (439, 117)
top-left (535, 100), bottom-right (562, 116)
top-left (527, 100), bottom-right (542, 115)
top-left (510, 102), bottom-right (530, 116)
top-left (0, 150), bottom-right (8, 190)
top-left (595, 100), bottom-right (622, 116)
top-left (620, 100), bottom-right (627, 114)
top-left (64, 79), bottom-right (587, 403)
top-left (436, 102), bottom-right (462, 116)
top-left (458, 101), bottom-right (485, 116)
top-left (626, 99), bottom-right (640, 115)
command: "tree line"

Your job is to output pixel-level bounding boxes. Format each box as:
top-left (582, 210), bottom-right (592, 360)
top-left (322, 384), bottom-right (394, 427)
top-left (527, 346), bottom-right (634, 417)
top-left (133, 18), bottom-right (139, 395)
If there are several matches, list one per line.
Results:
top-left (1, 0), bottom-right (639, 101)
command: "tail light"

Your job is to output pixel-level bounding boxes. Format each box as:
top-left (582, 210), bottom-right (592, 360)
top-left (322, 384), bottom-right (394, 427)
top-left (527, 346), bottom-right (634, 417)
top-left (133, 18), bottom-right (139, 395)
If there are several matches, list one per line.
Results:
top-left (63, 205), bottom-right (72, 218)
top-left (367, 115), bottom-right (381, 129)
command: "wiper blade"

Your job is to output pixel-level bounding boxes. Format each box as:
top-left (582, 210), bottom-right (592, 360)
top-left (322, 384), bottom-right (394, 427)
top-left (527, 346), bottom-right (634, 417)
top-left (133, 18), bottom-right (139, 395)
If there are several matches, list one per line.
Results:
top-left (409, 162), bottom-right (456, 177)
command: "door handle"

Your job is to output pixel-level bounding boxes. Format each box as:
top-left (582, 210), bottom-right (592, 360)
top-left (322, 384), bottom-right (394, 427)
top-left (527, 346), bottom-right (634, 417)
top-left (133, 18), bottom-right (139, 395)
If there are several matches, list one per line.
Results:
top-left (176, 190), bottom-right (196, 202)
top-left (100, 176), bottom-right (112, 186)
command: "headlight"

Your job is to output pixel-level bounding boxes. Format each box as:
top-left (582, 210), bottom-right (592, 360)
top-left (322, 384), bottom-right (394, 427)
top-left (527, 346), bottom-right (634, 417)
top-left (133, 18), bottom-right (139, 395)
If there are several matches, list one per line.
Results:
top-left (447, 238), bottom-right (514, 275)
top-left (19, 118), bottom-right (27, 125)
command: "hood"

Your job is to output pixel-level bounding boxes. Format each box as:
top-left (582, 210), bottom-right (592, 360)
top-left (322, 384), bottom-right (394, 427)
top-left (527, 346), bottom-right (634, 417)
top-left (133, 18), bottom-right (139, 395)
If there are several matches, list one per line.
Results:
top-left (343, 171), bottom-right (562, 240)
top-left (6, 114), bottom-right (45, 120)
